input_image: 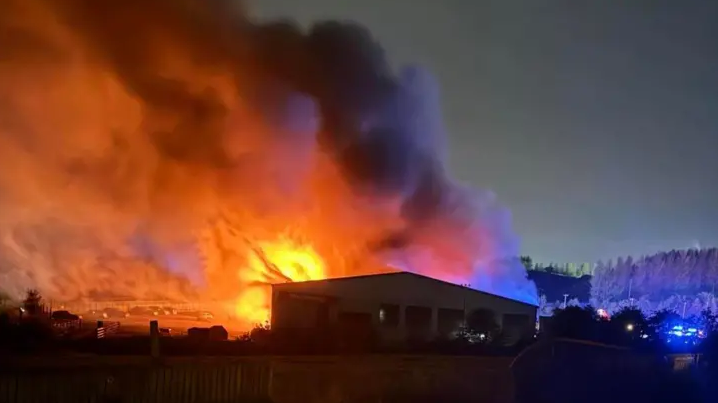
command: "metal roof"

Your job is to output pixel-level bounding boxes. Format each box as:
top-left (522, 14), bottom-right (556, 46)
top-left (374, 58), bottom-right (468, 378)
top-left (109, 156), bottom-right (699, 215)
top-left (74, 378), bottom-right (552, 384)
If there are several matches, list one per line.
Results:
top-left (272, 271), bottom-right (538, 307)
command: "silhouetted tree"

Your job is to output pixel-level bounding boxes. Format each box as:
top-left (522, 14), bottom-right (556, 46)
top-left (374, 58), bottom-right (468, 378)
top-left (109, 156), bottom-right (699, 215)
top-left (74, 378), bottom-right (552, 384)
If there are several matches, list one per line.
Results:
top-left (646, 309), bottom-right (681, 341)
top-left (699, 308), bottom-right (718, 333)
top-left (239, 321), bottom-right (272, 345)
top-left (607, 307), bottom-right (647, 345)
top-left (548, 305), bottom-right (598, 340)
top-left (520, 256), bottom-right (533, 271)
top-left (22, 289), bottom-right (43, 316)
top-left (591, 248), bottom-right (718, 312)
top-left (579, 262), bottom-right (593, 276)
top-left (527, 262), bottom-right (588, 278)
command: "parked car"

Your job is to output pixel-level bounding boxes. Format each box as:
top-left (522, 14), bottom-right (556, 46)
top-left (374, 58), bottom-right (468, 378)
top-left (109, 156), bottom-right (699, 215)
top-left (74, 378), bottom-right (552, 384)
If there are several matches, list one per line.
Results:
top-left (51, 310), bottom-right (80, 321)
top-left (102, 307), bottom-right (129, 319)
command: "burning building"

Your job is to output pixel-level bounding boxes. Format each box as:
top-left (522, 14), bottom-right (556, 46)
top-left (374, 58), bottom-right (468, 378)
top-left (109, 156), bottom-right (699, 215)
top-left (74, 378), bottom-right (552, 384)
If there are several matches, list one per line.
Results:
top-left (0, 0), bottom-right (536, 329)
top-left (271, 271), bottom-right (538, 345)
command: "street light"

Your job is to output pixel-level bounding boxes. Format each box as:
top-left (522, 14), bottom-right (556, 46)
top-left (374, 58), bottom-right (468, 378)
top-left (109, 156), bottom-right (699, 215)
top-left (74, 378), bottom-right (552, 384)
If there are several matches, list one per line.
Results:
top-left (626, 323), bottom-right (634, 332)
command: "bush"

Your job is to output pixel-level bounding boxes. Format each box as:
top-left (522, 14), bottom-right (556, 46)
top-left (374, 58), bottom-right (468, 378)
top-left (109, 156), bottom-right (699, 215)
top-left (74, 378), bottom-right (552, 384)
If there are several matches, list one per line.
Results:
top-left (238, 322), bottom-right (272, 344)
top-left (453, 308), bottom-right (500, 344)
top-left (548, 305), bottom-right (599, 340)
top-left (0, 317), bottom-right (55, 353)
top-left (606, 307), bottom-right (648, 346)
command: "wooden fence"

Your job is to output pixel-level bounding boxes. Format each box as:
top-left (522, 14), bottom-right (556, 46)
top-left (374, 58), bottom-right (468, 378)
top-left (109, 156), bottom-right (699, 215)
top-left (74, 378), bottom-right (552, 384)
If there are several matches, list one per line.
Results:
top-left (51, 319), bottom-right (82, 334)
top-left (0, 360), bottom-right (271, 403)
top-left (96, 321), bottom-right (121, 339)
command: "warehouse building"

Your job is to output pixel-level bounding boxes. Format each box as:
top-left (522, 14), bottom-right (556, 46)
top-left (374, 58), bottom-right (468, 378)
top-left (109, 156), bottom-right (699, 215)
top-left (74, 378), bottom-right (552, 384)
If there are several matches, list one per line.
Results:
top-left (270, 271), bottom-right (538, 345)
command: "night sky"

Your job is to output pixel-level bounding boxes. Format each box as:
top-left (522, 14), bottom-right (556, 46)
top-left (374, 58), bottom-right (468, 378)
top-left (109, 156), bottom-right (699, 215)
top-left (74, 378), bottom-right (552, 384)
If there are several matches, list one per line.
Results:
top-left (251, 0), bottom-right (718, 264)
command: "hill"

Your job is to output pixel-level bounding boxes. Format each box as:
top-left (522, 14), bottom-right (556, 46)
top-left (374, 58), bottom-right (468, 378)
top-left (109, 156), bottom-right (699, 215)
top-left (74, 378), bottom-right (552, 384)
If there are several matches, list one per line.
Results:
top-left (527, 270), bottom-right (591, 303)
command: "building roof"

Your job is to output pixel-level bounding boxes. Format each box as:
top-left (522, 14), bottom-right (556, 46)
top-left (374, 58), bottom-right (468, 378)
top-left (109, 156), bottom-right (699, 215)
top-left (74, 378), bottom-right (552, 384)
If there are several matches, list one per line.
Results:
top-left (272, 271), bottom-right (538, 307)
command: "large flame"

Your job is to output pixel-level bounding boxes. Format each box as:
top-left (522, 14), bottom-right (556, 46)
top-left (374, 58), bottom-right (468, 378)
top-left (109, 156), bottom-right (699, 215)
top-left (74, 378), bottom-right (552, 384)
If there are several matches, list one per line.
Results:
top-left (0, 0), bottom-right (537, 324)
top-left (236, 236), bottom-right (326, 324)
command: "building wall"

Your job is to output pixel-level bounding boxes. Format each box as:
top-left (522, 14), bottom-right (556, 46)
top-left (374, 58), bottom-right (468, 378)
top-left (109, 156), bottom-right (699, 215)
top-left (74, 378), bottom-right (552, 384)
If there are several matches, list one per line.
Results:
top-left (271, 273), bottom-right (537, 344)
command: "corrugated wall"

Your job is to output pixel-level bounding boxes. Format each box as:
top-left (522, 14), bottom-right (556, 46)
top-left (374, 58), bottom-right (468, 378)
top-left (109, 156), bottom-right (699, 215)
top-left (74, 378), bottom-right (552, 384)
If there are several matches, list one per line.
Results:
top-left (269, 355), bottom-right (514, 403)
top-left (512, 339), bottom-right (664, 403)
top-left (2, 356), bottom-right (513, 403)
top-left (0, 360), bottom-right (271, 403)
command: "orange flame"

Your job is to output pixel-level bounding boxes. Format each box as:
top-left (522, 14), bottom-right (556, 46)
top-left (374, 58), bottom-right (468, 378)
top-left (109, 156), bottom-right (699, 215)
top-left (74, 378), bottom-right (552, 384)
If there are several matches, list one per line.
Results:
top-left (235, 236), bottom-right (326, 325)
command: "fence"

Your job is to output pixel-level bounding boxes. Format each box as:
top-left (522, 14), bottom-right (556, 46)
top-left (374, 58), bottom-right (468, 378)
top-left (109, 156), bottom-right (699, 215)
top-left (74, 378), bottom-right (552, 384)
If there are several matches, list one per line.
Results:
top-left (268, 355), bottom-right (513, 403)
top-left (511, 338), bottom-right (663, 403)
top-left (667, 353), bottom-right (702, 371)
top-left (50, 300), bottom-right (214, 314)
top-left (97, 321), bottom-right (121, 339)
top-left (1, 356), bottom-right (511, 403)
top-left (0, 359), bottom-right (272, 403)
top-left (51, 319), bottom-right (82, 334)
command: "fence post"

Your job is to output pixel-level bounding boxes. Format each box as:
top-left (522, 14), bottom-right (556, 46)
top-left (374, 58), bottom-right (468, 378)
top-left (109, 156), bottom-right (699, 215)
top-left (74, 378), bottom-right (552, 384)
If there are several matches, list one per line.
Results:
top-left (150, 320), bottom-right (160, 358)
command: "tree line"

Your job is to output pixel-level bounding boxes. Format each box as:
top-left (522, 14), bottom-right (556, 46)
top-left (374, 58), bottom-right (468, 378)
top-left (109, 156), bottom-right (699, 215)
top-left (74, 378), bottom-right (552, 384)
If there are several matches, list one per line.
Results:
top-left (590, 248), bottom-right (718, 311)
top-left (520, 256), bottom-right (593, 278)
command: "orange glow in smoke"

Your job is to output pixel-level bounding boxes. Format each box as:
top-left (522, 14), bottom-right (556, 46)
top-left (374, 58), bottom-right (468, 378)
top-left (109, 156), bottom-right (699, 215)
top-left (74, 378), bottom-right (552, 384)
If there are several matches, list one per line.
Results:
top-left (235, 236), bottom-right (326, 325)
top-left (0, 0), bottom-right (537, 326)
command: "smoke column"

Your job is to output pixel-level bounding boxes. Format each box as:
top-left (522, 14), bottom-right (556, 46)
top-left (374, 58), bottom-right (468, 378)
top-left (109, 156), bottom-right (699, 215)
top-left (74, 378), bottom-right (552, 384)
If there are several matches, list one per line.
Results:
top-left (0, 0), bottom-right (537, 310)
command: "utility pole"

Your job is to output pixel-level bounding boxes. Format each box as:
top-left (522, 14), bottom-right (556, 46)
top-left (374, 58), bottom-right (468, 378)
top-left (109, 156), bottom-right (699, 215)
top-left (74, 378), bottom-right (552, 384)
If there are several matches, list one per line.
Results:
top-left (563, 294), bottom-right (569, 309)
top-left (682, 301), bottom-right (688, 319)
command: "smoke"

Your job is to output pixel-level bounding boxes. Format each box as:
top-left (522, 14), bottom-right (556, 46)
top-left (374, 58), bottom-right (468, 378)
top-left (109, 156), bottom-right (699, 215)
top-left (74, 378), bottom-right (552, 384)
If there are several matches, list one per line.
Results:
top-left (0, 0), bottom-right (536, 307)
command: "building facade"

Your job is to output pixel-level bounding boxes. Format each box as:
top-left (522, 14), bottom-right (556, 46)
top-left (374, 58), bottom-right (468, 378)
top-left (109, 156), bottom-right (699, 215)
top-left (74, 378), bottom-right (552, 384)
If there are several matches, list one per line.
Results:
top-left (271, 272), bottom-right (538, 345)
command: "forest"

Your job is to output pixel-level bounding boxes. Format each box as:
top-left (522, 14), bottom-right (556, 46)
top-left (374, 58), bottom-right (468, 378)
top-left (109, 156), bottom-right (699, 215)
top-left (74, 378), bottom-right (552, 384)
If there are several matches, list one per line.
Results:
top-left (589, 248), bottom-right (718, 316)
top-left (526, 248), bottom-right (718, 317)
top-left (521, 256), bottom-right (593, 278)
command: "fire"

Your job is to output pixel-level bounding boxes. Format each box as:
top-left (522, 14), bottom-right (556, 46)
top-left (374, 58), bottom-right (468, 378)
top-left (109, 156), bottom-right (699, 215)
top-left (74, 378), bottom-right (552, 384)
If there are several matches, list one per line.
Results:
top-left (235, 236), bottom-right (326, 325)
top-left (0, 0), bottom-right (538, 316)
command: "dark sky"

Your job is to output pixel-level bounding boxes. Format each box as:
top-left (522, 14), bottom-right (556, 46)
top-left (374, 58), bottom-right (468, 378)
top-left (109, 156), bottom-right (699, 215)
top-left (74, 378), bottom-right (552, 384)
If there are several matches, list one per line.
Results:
top-left (250, 0), bottom-right (718, 264)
